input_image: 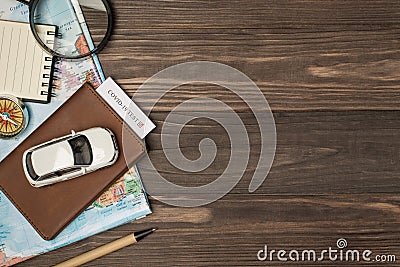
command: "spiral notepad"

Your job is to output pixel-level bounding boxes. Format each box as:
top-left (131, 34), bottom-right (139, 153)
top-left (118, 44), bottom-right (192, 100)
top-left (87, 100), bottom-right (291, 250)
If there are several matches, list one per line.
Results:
top-left (0, 20), bottom-right (56, 103)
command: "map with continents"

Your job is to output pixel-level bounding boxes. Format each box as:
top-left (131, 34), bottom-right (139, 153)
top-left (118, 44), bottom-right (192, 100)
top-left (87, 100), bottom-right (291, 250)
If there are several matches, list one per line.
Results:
top-left (0, 0), bottom-right (105, 162)
top-left (0, 167), bottom-right (152, 267)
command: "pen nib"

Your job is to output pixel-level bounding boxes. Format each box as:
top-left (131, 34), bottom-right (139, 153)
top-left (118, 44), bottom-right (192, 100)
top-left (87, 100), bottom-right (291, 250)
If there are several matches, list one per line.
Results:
top-left (134, 227), bottom-right (157, 242)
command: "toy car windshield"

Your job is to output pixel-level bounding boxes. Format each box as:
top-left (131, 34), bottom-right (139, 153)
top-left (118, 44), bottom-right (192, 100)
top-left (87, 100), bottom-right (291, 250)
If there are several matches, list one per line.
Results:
top-left (68, 135), bottom-right (93, 165)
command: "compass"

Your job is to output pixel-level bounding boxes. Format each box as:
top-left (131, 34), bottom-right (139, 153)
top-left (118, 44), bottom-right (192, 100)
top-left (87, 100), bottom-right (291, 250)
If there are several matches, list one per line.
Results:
top-left (0, 95), bottom-right (28, 138)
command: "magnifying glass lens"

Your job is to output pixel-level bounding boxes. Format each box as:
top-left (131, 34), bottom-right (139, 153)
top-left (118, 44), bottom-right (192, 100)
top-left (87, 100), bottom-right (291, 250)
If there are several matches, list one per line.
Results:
top-left (32, 0), bottom-right (110, 59)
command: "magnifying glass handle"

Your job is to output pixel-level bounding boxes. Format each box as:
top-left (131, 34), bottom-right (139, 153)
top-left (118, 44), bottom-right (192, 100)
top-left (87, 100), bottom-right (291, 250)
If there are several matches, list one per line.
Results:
top-left (16, 0), bottom-right (30, 5)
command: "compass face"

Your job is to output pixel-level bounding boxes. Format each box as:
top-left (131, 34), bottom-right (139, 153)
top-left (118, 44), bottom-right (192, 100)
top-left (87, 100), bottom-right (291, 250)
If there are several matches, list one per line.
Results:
top-left (0, 96), bottom-right (26, 138)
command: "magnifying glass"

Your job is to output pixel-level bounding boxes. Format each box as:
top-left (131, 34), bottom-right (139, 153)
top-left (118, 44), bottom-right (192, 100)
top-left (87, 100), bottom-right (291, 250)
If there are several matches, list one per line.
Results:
top-left (17, 0), bottom-right (112, 59)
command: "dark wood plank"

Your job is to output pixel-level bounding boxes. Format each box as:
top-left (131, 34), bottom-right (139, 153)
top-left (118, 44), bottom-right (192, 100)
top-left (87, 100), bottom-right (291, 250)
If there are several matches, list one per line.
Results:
top-left (99, 0), bottom-right (400, 111)
top-left (139, 111), bottom-right (400, 195)
top-left (20, 195), bottom-right (400, 266)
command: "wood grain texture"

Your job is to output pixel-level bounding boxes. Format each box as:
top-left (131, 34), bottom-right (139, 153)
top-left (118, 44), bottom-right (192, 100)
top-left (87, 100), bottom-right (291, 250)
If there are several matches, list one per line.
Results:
top-left (102, 0), bottom-right (400, 111)
top-left (17, 0), bottom-right (400, 266)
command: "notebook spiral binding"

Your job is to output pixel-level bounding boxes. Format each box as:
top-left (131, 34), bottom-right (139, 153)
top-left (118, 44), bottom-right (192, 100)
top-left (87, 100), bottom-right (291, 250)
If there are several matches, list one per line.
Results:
top-left (39, 30), bottom-right (58, 100)
top-left (47, 31), bottom-right (62, 38)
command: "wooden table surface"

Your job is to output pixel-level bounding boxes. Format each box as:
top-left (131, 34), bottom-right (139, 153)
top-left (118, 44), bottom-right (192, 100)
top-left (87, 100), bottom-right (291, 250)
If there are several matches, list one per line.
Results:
top-left (20, 0), bottom-right (400, 266)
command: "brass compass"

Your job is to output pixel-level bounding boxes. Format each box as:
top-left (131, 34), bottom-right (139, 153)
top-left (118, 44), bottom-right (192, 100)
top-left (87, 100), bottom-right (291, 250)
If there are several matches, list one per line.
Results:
top-left (0, 95), bottom-right (28, 138)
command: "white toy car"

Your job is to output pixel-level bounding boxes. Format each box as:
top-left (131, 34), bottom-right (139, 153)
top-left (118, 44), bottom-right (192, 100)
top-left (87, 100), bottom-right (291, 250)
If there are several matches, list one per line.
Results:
top-left (23, 127), bottom-right (119, 187)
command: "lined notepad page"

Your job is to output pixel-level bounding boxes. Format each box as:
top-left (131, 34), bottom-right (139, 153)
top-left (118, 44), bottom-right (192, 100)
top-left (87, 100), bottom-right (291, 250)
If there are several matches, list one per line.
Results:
top-left (0, 20), bottom-right (55, 103)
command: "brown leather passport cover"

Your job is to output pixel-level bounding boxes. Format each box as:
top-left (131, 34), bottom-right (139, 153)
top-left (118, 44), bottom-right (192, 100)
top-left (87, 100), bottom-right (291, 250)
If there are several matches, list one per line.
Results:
top-left (0, 83), bottom-right (145, 240)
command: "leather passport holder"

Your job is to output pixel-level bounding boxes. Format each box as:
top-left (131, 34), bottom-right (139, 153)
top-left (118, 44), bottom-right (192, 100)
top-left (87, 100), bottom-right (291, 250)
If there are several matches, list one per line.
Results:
top-left (0, 83), bottom-right (146, 240)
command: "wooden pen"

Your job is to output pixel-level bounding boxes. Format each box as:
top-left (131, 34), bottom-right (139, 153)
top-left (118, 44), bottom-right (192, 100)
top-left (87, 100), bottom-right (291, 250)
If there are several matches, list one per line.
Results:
top-left (53, 228), bottom-right (157, 267)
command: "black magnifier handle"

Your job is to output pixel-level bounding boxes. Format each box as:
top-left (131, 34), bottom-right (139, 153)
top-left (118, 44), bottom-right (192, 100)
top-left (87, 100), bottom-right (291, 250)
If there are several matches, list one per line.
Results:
top-left (16, 0), bottom-right (31, 5)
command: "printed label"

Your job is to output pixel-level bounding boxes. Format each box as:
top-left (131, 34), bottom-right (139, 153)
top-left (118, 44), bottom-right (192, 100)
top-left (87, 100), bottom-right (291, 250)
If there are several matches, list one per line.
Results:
top-left (96, 77), bottom-right (156, 139)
